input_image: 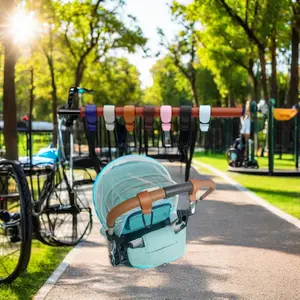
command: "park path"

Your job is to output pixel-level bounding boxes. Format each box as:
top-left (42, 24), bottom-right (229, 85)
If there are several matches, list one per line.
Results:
top-left (41, 163), bottom-right (300, 300)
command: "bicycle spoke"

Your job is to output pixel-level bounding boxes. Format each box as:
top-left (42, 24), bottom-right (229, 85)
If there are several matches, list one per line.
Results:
top-left (1, 248), bottom-right (20, 261)
top-left (0, 259), bottom-right (9, 276)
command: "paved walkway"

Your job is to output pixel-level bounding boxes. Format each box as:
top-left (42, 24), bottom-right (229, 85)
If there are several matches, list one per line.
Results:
top-left (42, 163), bottom-right (300, 300)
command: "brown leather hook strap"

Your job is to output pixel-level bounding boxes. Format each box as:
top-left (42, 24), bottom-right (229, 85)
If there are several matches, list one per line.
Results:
top-left (106, 188), bottom-right (165, 228)
top-left (188, 179), bottom-right (216, 202)
top-left (144, 106), bottom-right (154, 132)
top-left (123, 105), bottom-right (135, 131)
top-left (137, 191), bottom-right (152, 215)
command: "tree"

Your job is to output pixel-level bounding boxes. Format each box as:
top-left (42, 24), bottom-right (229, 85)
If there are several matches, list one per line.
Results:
top-left (38, 1), bottom-right (60, 145)
top-left (35, 0), bottom-right (71, 145)
top-left (29, 0), bottom-right (147, 145)
top-left (82, 56), bottom-right (143, 106)
top-left (187, 0), bottom-right (258, 104)
top-left (144, 56), bottom-right (192, 106)
top-left (144, 55), bottom-right (220, 106)
top-left (61, 0), bottom-right (147, 87)
top-left (288, 0), bottom-right (300, 107)
top-left (186, 0), bottom-right (294, 105)
top-left (0, 0), bottom-right (18, 159)
top-left (158, 2), bottom-right (200, 106)
top-left (215, 0), bottom-right (270, 101)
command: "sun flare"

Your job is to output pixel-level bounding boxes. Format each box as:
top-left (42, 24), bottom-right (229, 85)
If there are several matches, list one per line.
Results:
top-left (11, 10), bottom-right (38, 43)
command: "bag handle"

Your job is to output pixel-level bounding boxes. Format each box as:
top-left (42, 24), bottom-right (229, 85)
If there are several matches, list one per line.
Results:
top-left (106, 178), bottom-right (216, 234)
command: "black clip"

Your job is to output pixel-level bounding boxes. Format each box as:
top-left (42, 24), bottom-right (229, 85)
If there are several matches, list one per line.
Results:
top-left (180, 106), bottom-right (192, 131)
top-left (114, 118), bottom-right (127, 154)
top-left (178, 106), bottom-right (192, 152)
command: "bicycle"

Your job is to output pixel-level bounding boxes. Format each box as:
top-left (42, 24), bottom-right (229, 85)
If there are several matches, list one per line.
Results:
top-left (21, 87), bottom-right (95, 247)
top-left (0, 89), bottom-right (94, 283)
top-left (0, 159), bottom-right (32, 284)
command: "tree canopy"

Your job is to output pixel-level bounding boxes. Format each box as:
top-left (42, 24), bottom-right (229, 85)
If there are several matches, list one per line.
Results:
top-left (151, 0), bottom-right (298, 107)
top-left (0, 0), bottom-right (299, 158)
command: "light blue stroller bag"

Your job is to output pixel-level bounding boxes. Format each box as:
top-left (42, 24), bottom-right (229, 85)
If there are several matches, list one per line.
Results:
top-left (92, 155), bottom-right (215, 269)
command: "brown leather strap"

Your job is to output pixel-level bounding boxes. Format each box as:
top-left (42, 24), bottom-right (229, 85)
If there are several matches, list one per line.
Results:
top-left (137, 191), bottom-right (153, 215)
top-left (123, 105), bottom-right (135, 131)
top-left (144, 106), bottom-right (154, 132)
top-left (188, 179), bottom-right (216, 202)
top-left (106, 188), bottom-right (165, 228)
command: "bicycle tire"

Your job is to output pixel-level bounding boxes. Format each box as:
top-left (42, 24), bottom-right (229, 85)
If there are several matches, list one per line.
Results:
top-left (30, 167), bottom-right (62, 247)
top-left (48, 183), bottom-right (93, 246)
top-left (0, 160), bottom-right (32, 284)
top-left (34, 166), bottom-right (92, 247)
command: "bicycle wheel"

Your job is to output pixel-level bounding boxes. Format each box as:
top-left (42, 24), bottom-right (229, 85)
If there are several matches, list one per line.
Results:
top-left (35, 165), bottom-right (92, 246)
top-left (0, 160), bottom-right (32, 284)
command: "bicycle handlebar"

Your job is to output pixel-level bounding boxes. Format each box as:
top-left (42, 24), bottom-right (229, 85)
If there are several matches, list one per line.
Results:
top-left (78, 88), bottom-right (94, 94)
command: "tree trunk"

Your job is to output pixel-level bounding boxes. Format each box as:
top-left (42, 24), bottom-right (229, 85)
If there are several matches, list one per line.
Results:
top-left (75, 55), bottom-right (88, 87)
top-left (288, 16), bottom-right (299, 107)
top-left (227, 93), bottom-right (234, 107)
top-left (72, 61), bottom-right (86, 110)
top-left (29, 68), bottom-right (35, 119)
top-left (191, 71), bottom-right (199, 106)
top-left (270, 34), bottom-right (277, 102)
top-left (259, 49), bottom-right (269, 102)
top-left (230, 97), bottom-right (235, 107)
top-left (75, 65), bottom-right (84, 87)
top-left (249, 69), bottom-right (259, 102)
top-left (45, 25), bottom-right (59, 147)
top-left (216, 99), bottom-right (222, 107)
top-left (28, 67), bottom-right (34, 166)
top-left (51, 86), bottom-right (58, 147)
top-left (47, 58), bottom-right (58, 146)
top-left (3, 39), bottom-right (18, 160)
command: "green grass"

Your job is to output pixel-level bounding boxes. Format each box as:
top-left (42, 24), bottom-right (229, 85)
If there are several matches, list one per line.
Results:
top-left (194, 152), bottom-right (300, 219)
top-left (255, 153), bottom-right (296, 170)
top-left (0, 133), bottom-right (51, 157)
top-left (0, 241), bottom-right (71, 300)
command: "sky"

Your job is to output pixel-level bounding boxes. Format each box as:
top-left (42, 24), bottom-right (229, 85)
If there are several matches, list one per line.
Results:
top-left (111, 0), bottom-right (193, 88)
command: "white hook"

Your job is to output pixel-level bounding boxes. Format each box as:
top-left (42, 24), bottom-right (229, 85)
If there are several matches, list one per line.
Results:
top-left (199, 105), bottom-right (211, 132)
top-left (103, 105), bottom-right (115, 131)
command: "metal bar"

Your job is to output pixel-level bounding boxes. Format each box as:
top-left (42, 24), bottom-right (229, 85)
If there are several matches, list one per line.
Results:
top-left (58, 107), bottom-right (243, 118)
top-left (268, 99), bottom-right (275, 175)
top-left (69, 127), bottom-right (74, 188)
top-left (164, 182), bottom-right (193, 198)
top-left (295, 108), bottom-right (299, 169)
